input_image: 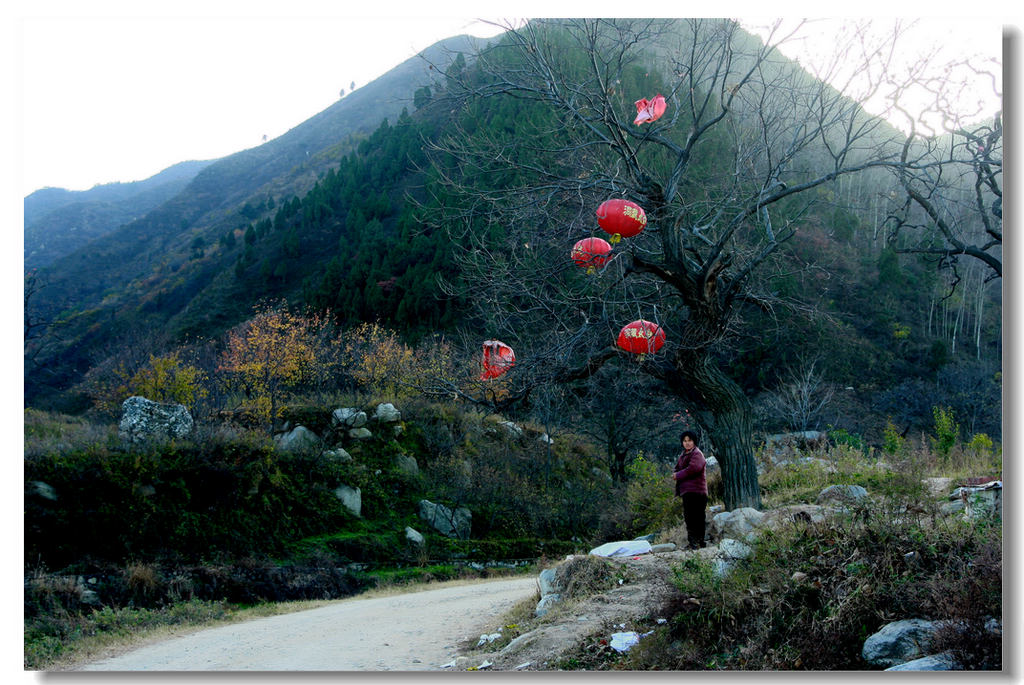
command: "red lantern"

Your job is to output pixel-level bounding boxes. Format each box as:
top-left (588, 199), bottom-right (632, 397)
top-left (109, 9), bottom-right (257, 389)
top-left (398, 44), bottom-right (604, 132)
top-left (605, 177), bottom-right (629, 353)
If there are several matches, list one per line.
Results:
top-left (480, 340), bottom-right (515, 379)
top-left (616, 320), bottom-right (666, 355)
top-left (571, 237), bottom-right (612, 272)
top-left (596, 199), bottom-right (647, 243)
top-left (633, 94), bottom-right (667, 125)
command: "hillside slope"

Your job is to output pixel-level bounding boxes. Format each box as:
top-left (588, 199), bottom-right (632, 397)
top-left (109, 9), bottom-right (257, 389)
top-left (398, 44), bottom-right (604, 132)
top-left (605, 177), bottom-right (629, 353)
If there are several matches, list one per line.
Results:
top-left (24, 160), bottom-right (214, 269)
top-left (24, 34), bottom-right (488, 408)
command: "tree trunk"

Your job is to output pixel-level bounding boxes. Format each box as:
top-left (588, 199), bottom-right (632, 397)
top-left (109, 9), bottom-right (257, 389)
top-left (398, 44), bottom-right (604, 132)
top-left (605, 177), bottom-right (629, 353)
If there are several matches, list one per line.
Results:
top-left (670, 348), bottom-right (762, 511)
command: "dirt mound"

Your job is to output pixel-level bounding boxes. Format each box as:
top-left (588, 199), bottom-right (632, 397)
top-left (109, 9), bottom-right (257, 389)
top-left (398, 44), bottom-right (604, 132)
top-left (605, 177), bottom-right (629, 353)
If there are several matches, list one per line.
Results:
top-left (450, 548), bottom-right (707, 671)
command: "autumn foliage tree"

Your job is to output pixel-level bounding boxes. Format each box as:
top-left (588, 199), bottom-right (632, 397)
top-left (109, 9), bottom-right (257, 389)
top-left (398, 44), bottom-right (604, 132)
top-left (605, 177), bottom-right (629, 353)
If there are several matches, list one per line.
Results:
top-left (218, 303), bottom-right (338, 430)
top-left (129, 352), bottom-right (209, 410)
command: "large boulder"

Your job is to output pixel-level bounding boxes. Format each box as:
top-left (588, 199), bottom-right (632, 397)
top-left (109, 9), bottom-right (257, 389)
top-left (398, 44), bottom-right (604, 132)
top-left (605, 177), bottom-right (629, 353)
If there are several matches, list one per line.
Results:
top-left (324, 448), bottom-right (353, 463)
top-left (862, 618), bottom-right (939, 667)
top-left (538, 568), bottom-right (560, 597)
top-left (118, 396), bottom-right (193, 444)
top-left (348, 427), bottom-right (373, 441)
top-left (418, 499), bottom-right (471, 540)
top-left (760, 504), bottom-right (827, 528)
top-left (535, 593), bottom-right (563, 617)
top-left (709, 507), bottom-right (765, 541)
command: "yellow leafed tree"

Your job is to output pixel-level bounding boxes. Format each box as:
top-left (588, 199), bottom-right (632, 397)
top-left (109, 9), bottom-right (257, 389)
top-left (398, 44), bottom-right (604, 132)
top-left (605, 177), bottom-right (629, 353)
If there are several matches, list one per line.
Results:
top-left (219, 304), bottom-right (335, 429)
top-left (130, 351), bottom-right (208, 410)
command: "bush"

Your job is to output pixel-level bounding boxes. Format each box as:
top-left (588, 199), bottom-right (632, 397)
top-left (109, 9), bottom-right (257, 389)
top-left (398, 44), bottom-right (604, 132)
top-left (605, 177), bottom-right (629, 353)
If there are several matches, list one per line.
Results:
top-left (625, 454), bottom-right (683, 535)
top-left (931, 406), bottom-right (960, 458)
top-left (644, 501), bottom-right (1001, 670)
top-left (129, 351), bottom-right (208, 410)
top-left (24, 425), bottom-right (354, 567)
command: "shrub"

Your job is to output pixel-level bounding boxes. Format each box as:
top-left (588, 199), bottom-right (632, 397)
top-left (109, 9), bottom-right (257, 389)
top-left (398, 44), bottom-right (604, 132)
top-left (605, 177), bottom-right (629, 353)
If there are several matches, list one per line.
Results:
top-left (625, 454), bottom-right (683, 535)
top-left (965, 432), bottom-right (994, 459)
top-left (931, 406), bottom-right (960, 458)
top-left (341, 324), bottom-right (462, 400)
top-left (128, 352), bottom-right (208, 410)
top-left (882, 418), bottom-right (905, 455)
top-left (646, 499), bottom-right (1002, 670)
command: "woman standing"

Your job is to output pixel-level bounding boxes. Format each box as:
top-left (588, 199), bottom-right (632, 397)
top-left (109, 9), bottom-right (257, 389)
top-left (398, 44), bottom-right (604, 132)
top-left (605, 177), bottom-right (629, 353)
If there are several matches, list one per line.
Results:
top-left (673, 431), bottom-right (708, 549)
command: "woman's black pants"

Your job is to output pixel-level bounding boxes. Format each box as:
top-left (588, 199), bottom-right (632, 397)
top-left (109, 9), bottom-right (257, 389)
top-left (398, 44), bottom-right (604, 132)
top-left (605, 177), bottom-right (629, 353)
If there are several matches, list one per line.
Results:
top-left (681, 492), bottom-right (708, 548)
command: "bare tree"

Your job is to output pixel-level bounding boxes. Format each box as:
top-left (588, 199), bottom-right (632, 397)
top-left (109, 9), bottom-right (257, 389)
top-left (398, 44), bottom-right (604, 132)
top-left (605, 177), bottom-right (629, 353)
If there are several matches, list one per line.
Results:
top-left (880, 34), bottom-right (1002, 287)
top-left (424, 19), bottom-right (926, 509)
top-left (886, 113), bottom-right (1002, 286)
top-left (763, 357), bottom-right (836, 431)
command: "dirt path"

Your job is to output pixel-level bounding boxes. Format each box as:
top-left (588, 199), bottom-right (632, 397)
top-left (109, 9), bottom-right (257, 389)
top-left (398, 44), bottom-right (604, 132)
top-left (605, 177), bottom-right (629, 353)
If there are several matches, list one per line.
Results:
top-left (76, 576), bottom-right (538, 671)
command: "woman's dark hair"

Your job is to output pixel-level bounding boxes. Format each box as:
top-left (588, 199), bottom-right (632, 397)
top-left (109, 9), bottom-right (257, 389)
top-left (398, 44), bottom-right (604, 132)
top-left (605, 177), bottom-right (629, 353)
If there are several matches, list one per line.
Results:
top-left (680, 431), bottom-right (698, 447)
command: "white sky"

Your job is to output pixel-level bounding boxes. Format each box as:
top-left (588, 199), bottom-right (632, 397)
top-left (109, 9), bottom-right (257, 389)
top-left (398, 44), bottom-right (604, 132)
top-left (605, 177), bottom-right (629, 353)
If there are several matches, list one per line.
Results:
top-left (5, 3), bottom-right (1013, 199)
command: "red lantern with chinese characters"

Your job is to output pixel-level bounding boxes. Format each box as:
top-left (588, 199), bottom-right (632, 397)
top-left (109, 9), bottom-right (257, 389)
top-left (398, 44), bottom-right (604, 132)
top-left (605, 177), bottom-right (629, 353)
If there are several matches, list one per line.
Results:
top-left (616, 320), bottom-right (666, 355)
top-left (596, 199), bottom-right (647, 243)
top-left (480, 340), bottom-right (515, 379)
top-left (571, 237), bottom-right (613, 272)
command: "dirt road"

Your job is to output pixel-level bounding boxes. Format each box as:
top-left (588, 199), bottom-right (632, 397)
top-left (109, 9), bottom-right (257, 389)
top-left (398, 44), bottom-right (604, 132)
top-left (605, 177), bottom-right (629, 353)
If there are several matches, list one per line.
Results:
top-left (77, 576), bottom-right (538, 671)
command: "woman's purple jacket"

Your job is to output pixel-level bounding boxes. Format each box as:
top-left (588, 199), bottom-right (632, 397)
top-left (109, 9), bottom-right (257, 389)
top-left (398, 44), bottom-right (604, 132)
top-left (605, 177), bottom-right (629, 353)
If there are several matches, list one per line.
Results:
top-left (674, 446), bottom-right (708, 496)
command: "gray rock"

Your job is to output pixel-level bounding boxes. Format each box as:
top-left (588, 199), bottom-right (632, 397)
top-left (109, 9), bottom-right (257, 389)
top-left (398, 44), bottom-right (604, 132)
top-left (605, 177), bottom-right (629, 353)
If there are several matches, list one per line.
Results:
top-left (535, 593), bottom-right (562, 617)
top-left (884, 653), bottom-right (959, 671)
top-left (418, 499), bottom-right (471, 539)
top-left (538, 568), bottom-right (560, 597)
top-left (324, 448), bottom-right (353, 462)
top-left (712, 558), bottom-right (735, 579)
top-left (348, 427), bottom-right (373, 441)
top-left (765, 431), bottom-right (828, 458)
top-left (133, 484), bottom-right (156, 498)
top-left (395, 454), bottom-right (419, 476)
top-left (717, 538), bottom-right (752, 560)
top-left (332, 407), bottom-right (367, 428)
top-left (498, 421), bottom-right (523, 437)
top-left (404, 526), bottom-right (425, 547)
top-left (118, 396), bottom-right (193, 444)
top-left (709, 507), bottom-right (765, 541)
top-left (761, 504), bottom-right (827, 528)
top-left (816, 484), bottom-right (868, 504)
top-left (651, 543), bottom-right (677, 553)
top-left (862, 618), bottom-right (939, 667)
top-left (275, 425), bottom-right (319, 452)
top-left (373, 403), bottom-right (401, 423)
top-left (334, 485), bottom-right (362, 517)
top-left (31, 481), bottom-right (57, 501)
